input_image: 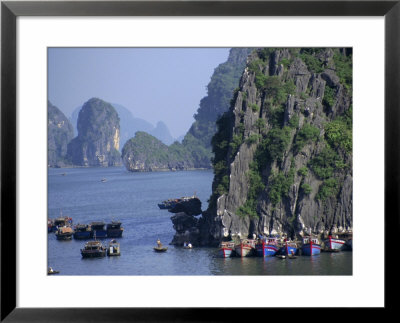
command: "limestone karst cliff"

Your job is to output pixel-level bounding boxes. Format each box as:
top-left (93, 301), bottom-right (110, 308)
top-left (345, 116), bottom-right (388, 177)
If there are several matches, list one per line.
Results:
top-left (48, 101), bottom-right (74, 167)
top-left (66, 98), bottom-right (121, 166)
top-left (186, 48), bottom-right (352, 246)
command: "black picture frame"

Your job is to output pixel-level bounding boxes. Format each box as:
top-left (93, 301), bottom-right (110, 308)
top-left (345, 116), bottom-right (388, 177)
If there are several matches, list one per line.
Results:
top-left (1, 0), bottom-right (397, 321)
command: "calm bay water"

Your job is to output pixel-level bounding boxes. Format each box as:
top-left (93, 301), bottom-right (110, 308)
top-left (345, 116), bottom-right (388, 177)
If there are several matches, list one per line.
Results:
top-left (48, 167), bottom-right (352, 275)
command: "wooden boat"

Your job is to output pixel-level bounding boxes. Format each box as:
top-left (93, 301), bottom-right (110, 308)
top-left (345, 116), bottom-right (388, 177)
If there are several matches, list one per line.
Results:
top-left (90, 221), bottom-right (107, 239)
top-left (301, 236), bottom-right (321, 256)
top-left (106, 220), bottom-right (124, 238)
top-left (55, 226), bottom-right (74, 240)
top-left (256, 236), bottom-right (280, 257)
top-left (73, 224), bottom-right (92, 239)
top-left (47, 267), bottom-right (59, 275)
top-left (234, 239), bottom-right (256, 257)
top-left (335, 232), bottom-right (353, 251)
top-left (323, 235), bottom-right (345, 250)
top-left (279, 240), bottom-right (298, 256)
top-left (81, 240), bottom-right (106, 258)
top-left (218, 241), bottom-right (235, 258)
top-left (54, 215), bottom-right (72, 228)
top-left (107, 239), bottom-right (121, 256)
top-left (154, 247), bottom-right (168, 252)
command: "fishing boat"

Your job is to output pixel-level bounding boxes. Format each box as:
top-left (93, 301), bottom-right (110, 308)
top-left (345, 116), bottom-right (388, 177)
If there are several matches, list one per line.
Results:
top-left (107, 239), bottom-right (121, 256)
top-left (301, 236), bottom-right (321, 256)
top-left (324, 235), bottom-right (346, 251)
top-left (256, 236), bottom-right (280, 257)
top-left (279, 240), bottom-right (298, 256)
top-left (73, 224), bottom-right (92, 240)
top-left (54, 215), bottom-right (72, 228)
top-left (106, 220), bottom-right (124, 238)
top-left (101, 178), bottom-right (107, 182)
top-left (48, 219), bottom-right (56, 233)
top-left (234, 239), bottom-right (256, 257)
top-left (218, 241), bottom-right (235, 258)
top-left (55, 226), bottom-right (74, 240)
top-left (47, 267), bottom-right (59, 275)
top-left (81, 240), bottom-right (107, 258)
top-left (90, 221), bottom-right (107, 239)
top-left (154, 247), bottom-right (168, 252)
top-left (336, 232), bottom-right (353, 251)
top-left (183, 242), bottom-right (193, 249)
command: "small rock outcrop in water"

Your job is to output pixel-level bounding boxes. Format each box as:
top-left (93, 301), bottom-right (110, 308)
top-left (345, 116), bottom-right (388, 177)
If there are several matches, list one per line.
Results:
top-left (169, 197), bottom-right (202, 216)
top-left (169, 198), bottom-right (202, 246)
top-left (48, 101), bottom-right (74, 167)
top-left (66, 98), bottom-right (121, 166)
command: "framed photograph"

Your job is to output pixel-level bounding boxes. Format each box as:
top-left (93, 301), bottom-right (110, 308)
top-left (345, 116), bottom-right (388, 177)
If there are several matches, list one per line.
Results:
top-left (1, 0), bottom-right (397, 321)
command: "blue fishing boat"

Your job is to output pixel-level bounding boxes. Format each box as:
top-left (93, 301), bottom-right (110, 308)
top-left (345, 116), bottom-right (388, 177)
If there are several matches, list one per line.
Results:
top-left (234, 239), bottom-right (256, 257)
top-left (280, 240), bottom-right (298, 256)
top-left (218, 241), bottom-right (235, 258)
top-left (256, 236), bottom-right (280, 257)
top-left (301, 236), bottom-right (321, 256)
top-left (324, 235), bottom-right (345, 250)
top-left (106, 221), bottom-right (124, 238)
top-left (73, 224), bottom-right (92, 240)
top-left (90, 221), bottom-right (107, 239)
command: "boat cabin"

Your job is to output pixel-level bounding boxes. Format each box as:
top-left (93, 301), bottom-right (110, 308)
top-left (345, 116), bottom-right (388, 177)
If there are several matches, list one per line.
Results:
top-left (303, 236), bottom-right (320, 245)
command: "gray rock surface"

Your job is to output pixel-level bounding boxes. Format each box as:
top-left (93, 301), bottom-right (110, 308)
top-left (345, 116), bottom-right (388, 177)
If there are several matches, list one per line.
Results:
top-left (196, 48), bottom-right (353, 246)
top-left (66, 98), bottom-right (121, 166)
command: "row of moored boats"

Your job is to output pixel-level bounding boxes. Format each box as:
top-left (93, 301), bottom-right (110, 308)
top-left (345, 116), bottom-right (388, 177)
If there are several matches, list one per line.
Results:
top-left (48, 216), bottom-right (124, 240)
top-left (218, 233), bottom-right (352, 258)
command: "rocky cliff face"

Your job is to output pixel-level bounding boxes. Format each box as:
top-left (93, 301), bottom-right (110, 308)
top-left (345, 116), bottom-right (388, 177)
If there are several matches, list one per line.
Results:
top-left (48, 101), bottom-right (74, 167)
top-left (66, 98), bottom-right (121, 166)
top-left (169, 198), bottom-right (202, 246)
top-left (197, 48), bottom-right (353, 246)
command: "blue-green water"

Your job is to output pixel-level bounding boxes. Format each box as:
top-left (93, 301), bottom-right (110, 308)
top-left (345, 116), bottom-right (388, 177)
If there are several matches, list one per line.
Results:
top-left (48, 167), bottom-right (352, 275)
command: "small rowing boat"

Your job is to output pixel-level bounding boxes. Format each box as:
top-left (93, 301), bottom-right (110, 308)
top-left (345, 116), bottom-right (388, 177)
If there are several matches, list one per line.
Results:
top-left (154, 247), bottom-right (168, 252)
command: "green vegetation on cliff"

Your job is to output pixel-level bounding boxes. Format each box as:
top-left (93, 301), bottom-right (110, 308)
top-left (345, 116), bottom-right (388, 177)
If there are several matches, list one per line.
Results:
top-left (207, 47), bottom-right (353, 236)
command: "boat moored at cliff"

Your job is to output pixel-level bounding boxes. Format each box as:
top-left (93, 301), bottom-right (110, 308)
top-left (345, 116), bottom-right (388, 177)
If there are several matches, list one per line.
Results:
top-left (280, 240), bottom-right (298, 256)
top-left (324, 235), bottom-right (346, 250)
top-left (106, 221), bottom-right (124, 238)
top-left (73, 224), bottom-right (92, 240)
top-left (301, 236), bottom-right (321, 256)
top-left (234, 239), bottom-right (256, 257)
top-left (256, 236), bottom-right (280, 257)
top-left (81, 240), bottom-right (107, 258)
top-left (218, 241), bottom-right (235, 258)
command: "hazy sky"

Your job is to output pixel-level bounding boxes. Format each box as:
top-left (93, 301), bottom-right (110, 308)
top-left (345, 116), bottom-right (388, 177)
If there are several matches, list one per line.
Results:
top-left (48, 48), bottom-right (230, 138)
